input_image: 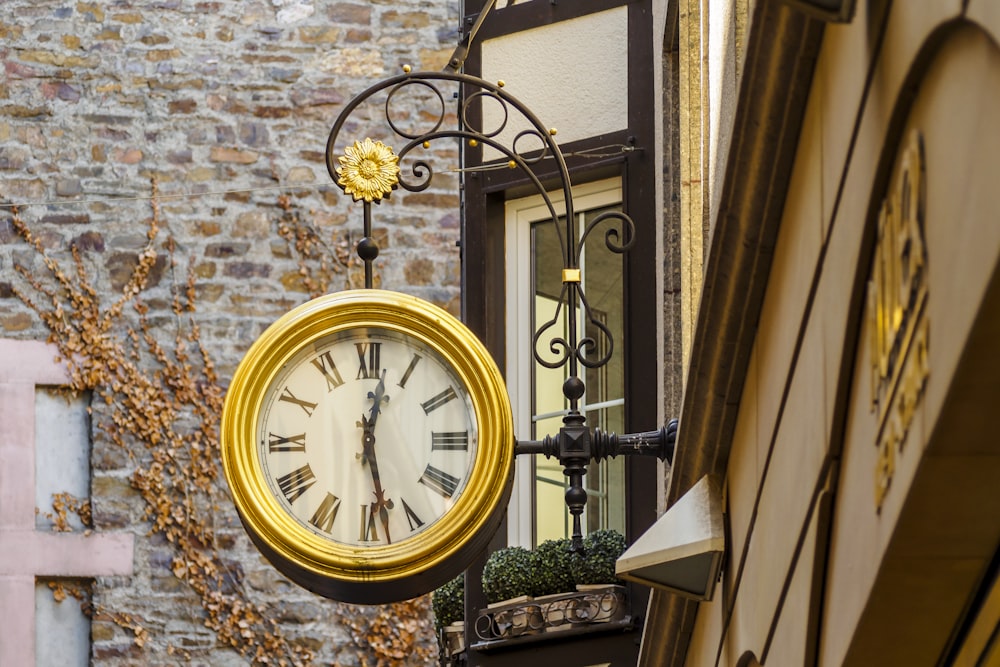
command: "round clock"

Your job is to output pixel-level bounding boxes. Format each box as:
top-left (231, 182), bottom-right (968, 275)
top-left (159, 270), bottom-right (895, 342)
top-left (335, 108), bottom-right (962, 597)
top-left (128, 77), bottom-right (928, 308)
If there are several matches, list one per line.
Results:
top-left (221, 289), bottom-right (514, 604)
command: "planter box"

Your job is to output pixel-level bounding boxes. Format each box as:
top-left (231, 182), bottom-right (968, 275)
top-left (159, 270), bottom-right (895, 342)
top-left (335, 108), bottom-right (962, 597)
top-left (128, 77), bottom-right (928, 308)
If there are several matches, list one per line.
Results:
top-left (569, 584), bottom-right (627, 623)
top-left (442, 622), bottom-right (465, 656)
top-left (534, 591), bottom-right (581, 627)
top-left (474, 586), bottom-right (627, 643)
top-left (488, 597), bottom-right (544, 638)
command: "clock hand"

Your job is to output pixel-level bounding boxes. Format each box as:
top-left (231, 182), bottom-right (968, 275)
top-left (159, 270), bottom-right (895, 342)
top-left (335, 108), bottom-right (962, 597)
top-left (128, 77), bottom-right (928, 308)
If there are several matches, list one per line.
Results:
top-left (358, 370), bottom-right (394, 543)
top-left (356, 369), bottom-right (389, 465)
top-left (367, 369), bottom-right (389, 426)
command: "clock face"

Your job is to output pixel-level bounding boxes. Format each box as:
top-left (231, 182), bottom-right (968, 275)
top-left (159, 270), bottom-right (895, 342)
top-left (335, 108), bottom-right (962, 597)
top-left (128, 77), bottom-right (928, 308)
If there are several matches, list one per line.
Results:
top-left (221, 290), bottom-right (514, 603)
top-left (257, 328), bottom-right (477, 547)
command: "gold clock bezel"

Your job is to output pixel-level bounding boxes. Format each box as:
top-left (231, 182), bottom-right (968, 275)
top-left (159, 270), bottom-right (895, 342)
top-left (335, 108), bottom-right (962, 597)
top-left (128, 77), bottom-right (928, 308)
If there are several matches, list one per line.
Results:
top-left (221, 289), bottom-right (514, 603)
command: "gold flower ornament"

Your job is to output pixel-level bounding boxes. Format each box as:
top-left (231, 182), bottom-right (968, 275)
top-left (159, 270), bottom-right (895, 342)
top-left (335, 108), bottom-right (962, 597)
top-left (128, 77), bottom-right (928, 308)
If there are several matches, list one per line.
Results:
top-left (335, 138), bottom-right (401, 203)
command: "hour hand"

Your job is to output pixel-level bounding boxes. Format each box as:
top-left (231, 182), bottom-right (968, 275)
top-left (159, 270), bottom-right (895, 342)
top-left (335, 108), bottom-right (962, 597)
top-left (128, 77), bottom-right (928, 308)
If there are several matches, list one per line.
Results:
top-left (367, 369), bottom-right (390, 425)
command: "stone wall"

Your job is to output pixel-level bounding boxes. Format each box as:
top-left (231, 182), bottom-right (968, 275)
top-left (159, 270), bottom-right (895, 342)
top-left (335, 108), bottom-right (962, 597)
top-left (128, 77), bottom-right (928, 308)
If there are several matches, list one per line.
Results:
top-left (0, 0), bottom-right (461, 664)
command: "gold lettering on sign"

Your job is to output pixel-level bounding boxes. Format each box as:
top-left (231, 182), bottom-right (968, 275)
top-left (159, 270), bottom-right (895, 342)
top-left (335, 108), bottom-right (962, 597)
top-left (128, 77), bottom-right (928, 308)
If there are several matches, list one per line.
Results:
top-left (867, 130), bottom-right (929, 513)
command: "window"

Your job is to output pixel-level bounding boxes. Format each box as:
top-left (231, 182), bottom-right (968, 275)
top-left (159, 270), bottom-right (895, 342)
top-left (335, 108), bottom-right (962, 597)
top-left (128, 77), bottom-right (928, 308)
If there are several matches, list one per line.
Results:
top-left (504, 178), bottom-right (626, 547)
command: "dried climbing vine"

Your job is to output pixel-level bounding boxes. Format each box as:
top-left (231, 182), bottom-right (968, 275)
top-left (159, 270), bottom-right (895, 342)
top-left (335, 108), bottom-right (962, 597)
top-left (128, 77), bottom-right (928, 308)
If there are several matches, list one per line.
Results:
top-left (6, 182), bottom-right (437, 665)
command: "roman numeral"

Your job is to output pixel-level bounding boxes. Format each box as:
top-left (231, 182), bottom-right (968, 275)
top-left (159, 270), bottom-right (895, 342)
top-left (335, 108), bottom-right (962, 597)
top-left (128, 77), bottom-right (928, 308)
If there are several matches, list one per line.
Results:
top-left (398, 353), bottom-right (422, 388)
top-left (268, 432), bottom-right (306, 453)
top-left (311, 351), bottom-right (345, 391)
top-left (309, 493), bottom-right (341, 533)
top-left (400, 497), bottom-right (425, 532)
top-left (359, 504), bottom-right (379, 542)
top-left (418, 465), bottom-right (460, 498)
top-left (421, 386), bottom-right (457, 414)
top-left (355, 342), bottom-right (381, 380)
top-left (276, 465), bottom-right (316, 504)
top-left (431, 431), bottom-right (469, 451)
top-left (279, 387), bottom-right (317, 417)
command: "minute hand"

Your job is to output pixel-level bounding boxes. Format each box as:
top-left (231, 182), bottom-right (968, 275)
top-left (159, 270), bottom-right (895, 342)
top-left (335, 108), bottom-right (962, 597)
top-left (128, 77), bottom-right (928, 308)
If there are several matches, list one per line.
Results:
top-left (358, 370), bottom-right (393, 542)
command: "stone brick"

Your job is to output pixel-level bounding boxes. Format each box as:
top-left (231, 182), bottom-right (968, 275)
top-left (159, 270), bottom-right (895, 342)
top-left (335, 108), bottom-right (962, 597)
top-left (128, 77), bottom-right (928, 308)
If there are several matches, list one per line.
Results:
top-left (192, 262), bottom-right (216, 278)
top-left (1, 312), bottom-right (32, 331)
top-left (17, 51), bottom-right (99, 68)
top-left (204, 242), bottom-right (249, 258)
top-left (403, 192), bottom-right (460, 208)
top-left (139, 34), bottom-right (170, 46)
top-left (110, 12), bottom-right (143, 23)
top-left (328, 3), bottom-right (372, 24)
top-left (223, 262), bottom-right (271, 279)
top-left (298, 26), bottom-right (342, 45)
top-left (91, 475), bottom-right (138, 501)
top-left (106, 251), bottom-right (167, 291)
top-left (0, 22), bottom-right (25, 40)
top-left (404, 257), bottom-right (435, 285)
top-left (290, 87), bottom-right (343, 108)
top-left (252, 106), bottom-right (292, 119)
top-left (166, 148), bottom-right (192, 164)
top-left (168, 99), bottom-right (197, 114)
top-left (76, 2), bottom-right (106, 22)
top-left (232, 211), bottom-right (269, 238)
top-left (91, 621), bottom-right (116, 642)
top-left (72, 231), bottom-right (104, 251)
top-left (237, 121), bottom-right (268, 147)
top-left (209, 146), bottom-right (258, 164)
top-left (195, 222), bottom-right (221, 237)
top-left (146, 49), bottom-right (181, 62)
top-left (269, 67), bottom-right (302, 83)
top-left (0, 146), bottom-right (29, 170)
top-left (6, 61), bottom-right (43, 79)
top-left (279, 271), bottom-right (309, 293)
top-left (286, 166), bottom-right (314, 183)
top-left (55, 179), bottom-right (82, 196)
top-left (186, 166), bottom-right (217, 182)
top-left (381, 10), bottom-right (431, 29)
top-left (345, 28), bottom-right (374, 43)
top-left (95, 28), bottom-right (122, 41)
top-left (194, 283), bottom-right (224, 302)
top-left (112, 147), bottom-right (143, 164)
top-left (1, 104), bottom-right (50, 118)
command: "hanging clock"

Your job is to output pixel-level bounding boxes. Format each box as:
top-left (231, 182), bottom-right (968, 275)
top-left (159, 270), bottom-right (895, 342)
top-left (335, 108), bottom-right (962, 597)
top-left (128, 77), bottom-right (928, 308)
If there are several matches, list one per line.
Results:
top-left (221, 289), bottom-right (514, 604)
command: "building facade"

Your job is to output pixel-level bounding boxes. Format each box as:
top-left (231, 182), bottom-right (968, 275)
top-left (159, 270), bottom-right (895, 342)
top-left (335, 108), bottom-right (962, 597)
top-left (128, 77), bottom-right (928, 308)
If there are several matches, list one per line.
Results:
top-left (0, 1), bottom-right (462, 664)
top-left (457, 1), bottom-right (1000, 666)
top-left (647, 1), bottom-right (1000, 665)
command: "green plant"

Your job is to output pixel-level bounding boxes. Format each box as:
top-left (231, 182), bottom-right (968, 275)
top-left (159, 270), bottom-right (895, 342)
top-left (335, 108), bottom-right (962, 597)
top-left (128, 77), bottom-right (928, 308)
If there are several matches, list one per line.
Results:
top-left (570, 529), bottom-right (627, 586)
top-left (432, 575), bottom-right (465, 630)
top-left (534, 538), bottom-right (575, 596)
top-left (482, 546), bottom-right (537, 603)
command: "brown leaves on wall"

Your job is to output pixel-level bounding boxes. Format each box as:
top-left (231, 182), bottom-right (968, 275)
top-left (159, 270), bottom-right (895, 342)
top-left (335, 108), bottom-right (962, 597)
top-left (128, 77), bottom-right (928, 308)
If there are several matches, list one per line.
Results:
top-left (9, 179), bottom-right (312, 665)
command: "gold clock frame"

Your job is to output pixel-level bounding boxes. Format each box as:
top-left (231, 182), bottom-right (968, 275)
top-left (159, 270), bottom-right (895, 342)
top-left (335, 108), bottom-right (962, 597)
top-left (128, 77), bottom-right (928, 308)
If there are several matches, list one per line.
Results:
top-left (221, 289), bottom-right (514, 603)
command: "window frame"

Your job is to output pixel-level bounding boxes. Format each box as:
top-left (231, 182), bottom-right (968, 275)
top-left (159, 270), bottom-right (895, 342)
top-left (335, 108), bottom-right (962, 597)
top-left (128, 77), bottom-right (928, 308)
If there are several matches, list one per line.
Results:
top-left (504, 177), bottom-right (627, 548)
top-left (457, 0), bottom-right (660, 663)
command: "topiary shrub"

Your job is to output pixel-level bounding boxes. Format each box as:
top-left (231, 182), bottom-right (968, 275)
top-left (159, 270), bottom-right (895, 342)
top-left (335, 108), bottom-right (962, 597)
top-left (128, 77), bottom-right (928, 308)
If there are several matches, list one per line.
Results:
top-left (482, 546), bottom-right (538, 603)
top-left (432, 574), bottom-right (465, 631)
top-left (570, 529), bottom-right (627, 586)
top-left (533, 538), bottom-right (575, 596)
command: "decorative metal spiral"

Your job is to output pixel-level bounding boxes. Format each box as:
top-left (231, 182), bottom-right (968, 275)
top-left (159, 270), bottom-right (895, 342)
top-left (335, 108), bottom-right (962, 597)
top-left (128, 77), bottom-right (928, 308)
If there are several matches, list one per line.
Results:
top-left (325, 70), bottom-right (671, 555)
top-left (324, 69), bottom-right (639, 395)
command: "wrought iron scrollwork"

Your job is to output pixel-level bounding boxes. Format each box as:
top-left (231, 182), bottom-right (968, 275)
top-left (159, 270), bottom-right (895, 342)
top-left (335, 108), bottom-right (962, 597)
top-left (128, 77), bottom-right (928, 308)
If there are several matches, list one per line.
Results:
top-left (325, 68), bottom-right (675, 552)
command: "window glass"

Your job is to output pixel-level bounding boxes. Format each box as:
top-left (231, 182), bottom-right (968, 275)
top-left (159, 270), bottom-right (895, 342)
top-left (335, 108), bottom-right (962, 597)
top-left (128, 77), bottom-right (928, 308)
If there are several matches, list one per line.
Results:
top-left (506, 179), bottom-right (625, 546)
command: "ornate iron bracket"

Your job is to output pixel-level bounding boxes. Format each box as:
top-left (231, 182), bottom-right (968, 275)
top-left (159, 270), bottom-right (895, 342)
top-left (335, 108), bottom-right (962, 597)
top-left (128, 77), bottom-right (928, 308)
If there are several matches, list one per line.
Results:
top-left (325, 69), bottom-right (676, 551)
